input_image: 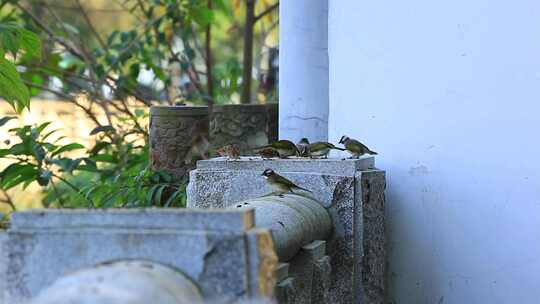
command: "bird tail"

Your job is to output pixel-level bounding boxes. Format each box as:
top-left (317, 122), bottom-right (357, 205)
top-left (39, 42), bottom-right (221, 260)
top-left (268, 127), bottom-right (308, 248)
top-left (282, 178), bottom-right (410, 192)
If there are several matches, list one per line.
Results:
top-left (332, 146), bottom-right (346, 151)
top-left (292, 185), bottom-right (312, 193)
top-left (253, 145), bottom-right (271, 152)
top-left (367, 150), bottom-right (378, 155)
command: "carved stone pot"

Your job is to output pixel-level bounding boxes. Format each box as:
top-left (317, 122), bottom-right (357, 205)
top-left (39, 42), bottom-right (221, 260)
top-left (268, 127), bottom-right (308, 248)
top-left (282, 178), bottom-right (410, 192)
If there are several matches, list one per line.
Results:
top-left (210, 104), bottom-right (278, 155)
top-left (149, 105), bottom-right (209, 182)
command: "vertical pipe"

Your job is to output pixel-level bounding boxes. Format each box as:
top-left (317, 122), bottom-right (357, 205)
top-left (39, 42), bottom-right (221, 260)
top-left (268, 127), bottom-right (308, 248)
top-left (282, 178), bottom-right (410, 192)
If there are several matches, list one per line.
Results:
top-left (279, 0), bottom-right (329, 142)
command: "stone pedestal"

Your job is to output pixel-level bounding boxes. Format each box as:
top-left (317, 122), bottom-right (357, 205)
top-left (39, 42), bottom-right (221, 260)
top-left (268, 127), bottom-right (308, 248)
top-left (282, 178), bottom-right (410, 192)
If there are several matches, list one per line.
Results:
top-left (188, 157), bottom-right (386, 304)
top-left (149, 106), bottom-right (209, 181)
top-left (3, 209), bottom-right (277, 304)
top-left (210, 104), bottom-right (278, 155)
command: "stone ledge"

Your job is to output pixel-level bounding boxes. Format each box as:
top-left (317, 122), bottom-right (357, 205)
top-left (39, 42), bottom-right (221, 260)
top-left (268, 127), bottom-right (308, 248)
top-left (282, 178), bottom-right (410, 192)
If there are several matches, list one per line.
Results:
top-left (196, 156), bottom-right (375, 176)
top-left (10, 208), bottom-right (254, 232)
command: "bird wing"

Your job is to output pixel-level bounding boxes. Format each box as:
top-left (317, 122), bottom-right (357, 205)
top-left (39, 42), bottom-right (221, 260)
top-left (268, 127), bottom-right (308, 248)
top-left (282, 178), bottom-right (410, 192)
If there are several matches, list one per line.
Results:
top-left (275, 174), bottom-right (312, 192)
top-left (348, 139), bottom-right (369, 152)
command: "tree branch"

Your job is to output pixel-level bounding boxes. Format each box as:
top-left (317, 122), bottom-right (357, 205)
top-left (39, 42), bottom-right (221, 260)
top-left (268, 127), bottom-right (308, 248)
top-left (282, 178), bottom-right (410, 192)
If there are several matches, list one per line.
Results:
top-left (254, 2), bottom-right (279, 23)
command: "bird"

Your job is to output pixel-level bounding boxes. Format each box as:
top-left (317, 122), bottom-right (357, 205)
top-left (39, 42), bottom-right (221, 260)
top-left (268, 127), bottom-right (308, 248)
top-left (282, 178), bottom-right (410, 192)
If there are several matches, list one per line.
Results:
top-left (308, 141), bottom-right (345, 158)
top-left (254, 147), bottom-right (279, 159)
top-left (339, 135), bottom-right (378, 159)
top-left (254, 140), bottom-right (299, 158)
top-left (296, 138), bottom-right (311, 157)
top-left (216, 144), bottom-right (240, 160)
top-left (261, 168), bottom-right (311, 194)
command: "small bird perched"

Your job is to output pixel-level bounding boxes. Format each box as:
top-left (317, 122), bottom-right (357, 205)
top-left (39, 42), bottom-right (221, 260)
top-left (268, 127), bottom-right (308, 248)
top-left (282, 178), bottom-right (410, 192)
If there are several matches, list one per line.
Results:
top-left (308, 142), bottom-right (345, 158)
top-left (339, 136), bottom-right (378, 159)
top-left (255, 147), bottom-right (280, 159)
top-left (255, 140), bottom-right (299, 158)
top-left (296, 138), bottom-right (311, 157)
top-left (262, 168), bottom-right (311, 194)
top-left (216, 144), bottom-right (240, 160)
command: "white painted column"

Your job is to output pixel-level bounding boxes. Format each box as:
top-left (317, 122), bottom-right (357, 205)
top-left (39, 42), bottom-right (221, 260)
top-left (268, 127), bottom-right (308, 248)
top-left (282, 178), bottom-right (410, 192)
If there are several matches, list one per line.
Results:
top-left (279, 0), bottom-right (329, 142)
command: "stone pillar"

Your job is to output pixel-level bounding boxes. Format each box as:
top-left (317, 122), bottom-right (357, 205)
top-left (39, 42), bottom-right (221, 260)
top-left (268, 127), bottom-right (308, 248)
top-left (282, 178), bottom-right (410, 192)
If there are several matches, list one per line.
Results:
top-left (188, 157), bottom-right (386, 304)
top-left (31, 260), bottom-right (204, 304)
top-left (279, 0), bottom-right (329, 142)
top-left (149, 106), bottom-right (209, 181)
top-left (210, 104), bottom-right (278, 154)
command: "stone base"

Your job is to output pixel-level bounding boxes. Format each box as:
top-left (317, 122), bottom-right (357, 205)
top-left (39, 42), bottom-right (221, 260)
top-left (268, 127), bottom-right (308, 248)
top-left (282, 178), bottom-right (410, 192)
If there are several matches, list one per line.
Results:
top-left (188, 157), bottom-right (386, 304)
top-left (2, 209), bottom-right (277, 304)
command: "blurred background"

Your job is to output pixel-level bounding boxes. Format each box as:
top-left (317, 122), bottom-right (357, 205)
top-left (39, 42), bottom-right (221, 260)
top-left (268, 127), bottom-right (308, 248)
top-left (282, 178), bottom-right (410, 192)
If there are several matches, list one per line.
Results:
top-left (0, 0), bottom-right (279, 212)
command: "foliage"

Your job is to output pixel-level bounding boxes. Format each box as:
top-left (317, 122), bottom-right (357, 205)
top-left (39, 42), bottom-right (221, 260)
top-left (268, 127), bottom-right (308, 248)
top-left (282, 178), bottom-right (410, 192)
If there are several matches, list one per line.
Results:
top-left (0, 0), bottom-right (279, 212)
top-left (0, 21), bottom-right (40, 112)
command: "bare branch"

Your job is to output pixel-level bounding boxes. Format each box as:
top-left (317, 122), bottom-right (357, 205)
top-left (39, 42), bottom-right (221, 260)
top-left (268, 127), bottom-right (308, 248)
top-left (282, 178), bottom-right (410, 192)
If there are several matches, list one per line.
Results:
top-left (254, 2), bottom-right (279, 23)
top-left (75, 0), bottom-right (107, 49)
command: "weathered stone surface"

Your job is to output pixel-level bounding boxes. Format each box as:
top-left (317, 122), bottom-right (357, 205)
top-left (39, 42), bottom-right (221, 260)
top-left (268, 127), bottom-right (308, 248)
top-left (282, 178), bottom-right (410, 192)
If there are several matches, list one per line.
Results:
top-left (11, 208), bottom-right (254, 232)
top-left (0, 231), bottom-right (7, 304)
top-left (275, 278), bottom-right (297, 304)
top-left (150, 105), bottom-right (209, 182)
top-left (356, 170), bottom-right (386, 304)
top-left (245, 229), bottom-right (278, 298)
top-left (210, 104), bottom-right (278, 155)
top-left (312, 256), bottom-right (331, 304)
top-left (196, 157), bottom-right (375, 176)
top-left (287, 240), bottom-right (327, 304)
top-left (188, 157), bottom-right (386, 304)
top-left (31, 260), bottom-right (204, 304)
top-left (232, 195), bottom-right (332, 261)
top-left (275, 263), bottom-right (289, 282)
top-left (3, 209), bottom-right (275, 304)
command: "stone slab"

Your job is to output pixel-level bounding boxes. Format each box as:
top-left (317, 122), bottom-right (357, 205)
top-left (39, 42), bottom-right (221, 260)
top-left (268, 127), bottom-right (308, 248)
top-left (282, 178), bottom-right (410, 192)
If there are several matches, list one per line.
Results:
top-left (6, 229), bottom-right (252, 303)
top-left (10, 208), bottom-right (254, 232)
top-left (196, 156), bottom-right (375, 176)
top-left (275, 263), bottom-right (290, 282)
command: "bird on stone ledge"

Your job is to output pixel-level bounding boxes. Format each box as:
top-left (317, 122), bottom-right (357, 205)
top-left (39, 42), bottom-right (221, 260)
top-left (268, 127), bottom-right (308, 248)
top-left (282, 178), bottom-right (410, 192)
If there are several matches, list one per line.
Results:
top-left (262, 168), bottom-right (312, 195)
top-left (216, 144), bottom-right (240, 160)
top-left (339, 135), bottom-right (378, 159)
top-left (308, 141), bottom-right (345, 158)
top-left (296, 138), bottom-right (311, 157)
top-left (254, 140), bottom-right (299, 158)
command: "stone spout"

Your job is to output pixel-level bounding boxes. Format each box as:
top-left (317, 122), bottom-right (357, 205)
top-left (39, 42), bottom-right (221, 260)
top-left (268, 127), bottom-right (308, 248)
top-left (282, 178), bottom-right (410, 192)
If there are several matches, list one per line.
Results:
top-left (232, 193), bottom-right (332, 261)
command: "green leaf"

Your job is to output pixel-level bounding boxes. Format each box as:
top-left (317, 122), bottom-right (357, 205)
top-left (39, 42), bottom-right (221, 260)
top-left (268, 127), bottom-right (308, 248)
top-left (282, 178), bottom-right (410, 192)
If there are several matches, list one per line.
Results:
top-left (91, 153), bottom-right (116, 163)
top-left (0, 116), bottom-right (16, 127)
top-left (19, 27), bottom-right (41, 60)
top-left (49, 157), bottom-right (82, 173)
top-left (154, 185), bottom-right (166, 206)
top-left (0, 163), bottom-right (38, 190)
top-left (51, 143), bottom-right (85, 156)
top-left (89, 125), bottom-right (116, 135)
top-left (0, 56), bottom-right (30, 112)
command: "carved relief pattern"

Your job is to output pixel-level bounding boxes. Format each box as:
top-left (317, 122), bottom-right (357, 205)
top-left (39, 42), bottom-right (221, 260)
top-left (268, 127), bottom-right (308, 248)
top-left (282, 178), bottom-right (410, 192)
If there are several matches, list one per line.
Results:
top-left (150, 111), bottom-right (209, 181)
top-left (210, 105), bottom-right (278, 155)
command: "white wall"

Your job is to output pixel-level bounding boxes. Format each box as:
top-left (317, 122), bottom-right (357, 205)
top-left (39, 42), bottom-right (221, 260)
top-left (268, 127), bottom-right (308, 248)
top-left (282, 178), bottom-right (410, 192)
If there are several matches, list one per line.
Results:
top-left (328, 1), bottom-right (540, 303)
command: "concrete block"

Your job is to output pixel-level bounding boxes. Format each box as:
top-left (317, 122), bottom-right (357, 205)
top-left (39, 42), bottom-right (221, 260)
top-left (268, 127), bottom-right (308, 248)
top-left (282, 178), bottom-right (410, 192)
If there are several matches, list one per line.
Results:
top-left (11, 208), bottom-right (254, 232)
top-left (3, 209), bottom-right (273, 304)
top-left (188, 157), bottom-right (386, 304)
top-left (196, 157), bottom-right (375, 176)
